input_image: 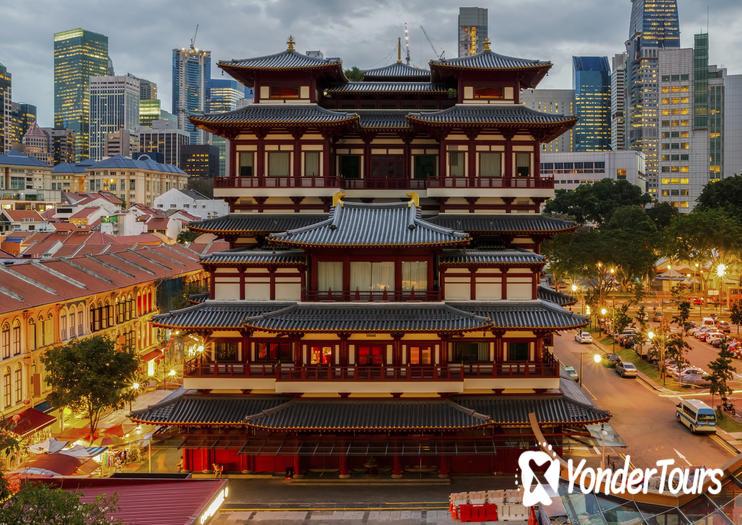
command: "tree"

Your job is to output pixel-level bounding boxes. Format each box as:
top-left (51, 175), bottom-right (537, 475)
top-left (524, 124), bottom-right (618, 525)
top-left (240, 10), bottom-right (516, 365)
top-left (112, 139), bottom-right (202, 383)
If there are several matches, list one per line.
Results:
top-left (177, 229), bottom-right (199, 244)
top-left (612, 303), bottom-right (633, 335)
top-left (731, 301), bottom-right (742, 335)
top-left (662, 208), bottom-right (741, 269)
top-left (707, 344), bottom-right (736, 408)
top-left (343, 66), bottom-right (363, 81)
top-left (42, 336), bottom-right (139, 444)
top-left (664, 333), bottom-right (690, 374)
top-left (0, 420), bottom-right (20, 500)
top-left (673, 300), bottom-right (692, 335)
top-left (697, 174), bottom-right (742, 217)
top-left (645, 202), bottom-right (679, 230)
top-left (543, 179), bottom-right (651, 225)
top-left (0, 483), bottom-right (121, 525)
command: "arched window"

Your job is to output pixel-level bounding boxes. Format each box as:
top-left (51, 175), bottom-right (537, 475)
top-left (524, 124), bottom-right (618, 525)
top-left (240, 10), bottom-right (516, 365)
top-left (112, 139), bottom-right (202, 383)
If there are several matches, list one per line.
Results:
top-left (14, 365), bottom-right (22, 405)
top-left (1, 324), bottom-right (9, 359)
top-left (28, 319), bottom-right (37, 351)
top-left (12, 320), bottom-right (20, 355)
top-left (60, 310), bottom-right (67, 341)
top-left (3, 368), bottom-right (10, 408)
top-left (76, 305), bottom-right (84, 335)
top-left (44, 314), bottom-right (53, 346)
top-left (69, 310), bottom-right (76, 339)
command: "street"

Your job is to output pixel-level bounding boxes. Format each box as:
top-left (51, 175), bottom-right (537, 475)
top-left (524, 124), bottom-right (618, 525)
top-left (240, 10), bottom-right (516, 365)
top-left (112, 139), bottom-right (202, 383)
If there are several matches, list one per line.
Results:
top-left (554, 332), bottom-right (734, 469)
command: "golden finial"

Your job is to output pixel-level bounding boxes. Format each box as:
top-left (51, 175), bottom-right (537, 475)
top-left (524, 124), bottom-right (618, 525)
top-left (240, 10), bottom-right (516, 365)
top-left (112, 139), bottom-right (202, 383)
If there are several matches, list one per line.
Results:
top-left (287, 35), bottom-right (295, 51)
top-left (397, 37), bottom-right (402, 63)
top-left (332, 192), bottom-right (346, 207)
top-left (406, 192), bottom-right (420, 208)
top-left (483, 37), bottom-right (491, 51)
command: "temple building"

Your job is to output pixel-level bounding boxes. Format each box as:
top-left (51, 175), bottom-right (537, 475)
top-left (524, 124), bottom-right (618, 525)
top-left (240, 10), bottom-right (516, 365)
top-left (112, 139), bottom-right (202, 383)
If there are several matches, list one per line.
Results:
top-left (131, 37), bottom-right (610, 477)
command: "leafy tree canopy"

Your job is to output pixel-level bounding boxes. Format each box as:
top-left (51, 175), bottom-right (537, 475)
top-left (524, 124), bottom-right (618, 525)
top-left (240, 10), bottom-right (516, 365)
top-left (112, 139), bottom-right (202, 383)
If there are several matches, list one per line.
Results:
top-left (42, 336), bottom-right (139, 444)
top-left (697, 175), bottom-right (742, 217)
top-left (344, 66), bottom-right (363, 81)
top-left (661, 207), bottom-right (741, 263)
top-left (0, 483), bottom-right (120, 525)
top-left (645, 202), bottom-right (679, 230)
top-left (543, 179), bottom-right (651, 224)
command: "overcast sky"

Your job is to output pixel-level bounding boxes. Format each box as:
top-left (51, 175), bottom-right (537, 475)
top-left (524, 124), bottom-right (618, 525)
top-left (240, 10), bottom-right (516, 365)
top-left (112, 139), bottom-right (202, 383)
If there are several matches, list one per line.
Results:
top-left (4, 0), bottom-right (741, 127)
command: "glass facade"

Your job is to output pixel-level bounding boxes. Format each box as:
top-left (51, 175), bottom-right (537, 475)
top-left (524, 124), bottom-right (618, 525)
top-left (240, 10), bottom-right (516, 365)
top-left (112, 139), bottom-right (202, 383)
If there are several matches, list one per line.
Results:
top-left (172, 48), bottom-right (211, 145)
top-left (573, 57), bottom-right (611, 151)
top-left (54, 28), bottom-right (110, 161)
top-left (0, 64), bottom-right (11, 154)
top-left (694, 34), bottom-right (725, 182)
top-left (625, 0), bottom-right (680, 196)
top-left (139, 99), bottom-right (162, 127)
top-left (88, 76), bottom-right (140, 161)
top-left (457, 7), bottom-right (488, 57)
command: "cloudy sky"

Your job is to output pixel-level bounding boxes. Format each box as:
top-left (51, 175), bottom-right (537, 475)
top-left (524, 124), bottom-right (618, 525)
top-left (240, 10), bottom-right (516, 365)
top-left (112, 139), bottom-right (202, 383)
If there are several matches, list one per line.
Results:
top-left (4, 0), bottom-right (741, 127)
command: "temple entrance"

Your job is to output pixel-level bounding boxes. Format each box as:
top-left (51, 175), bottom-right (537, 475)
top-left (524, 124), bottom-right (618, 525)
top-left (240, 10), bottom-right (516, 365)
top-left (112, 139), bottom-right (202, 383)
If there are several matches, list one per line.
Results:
top-left (369, 155), bottom-right (404, 187)
top-left (357, 345), bottom-right (384, 365)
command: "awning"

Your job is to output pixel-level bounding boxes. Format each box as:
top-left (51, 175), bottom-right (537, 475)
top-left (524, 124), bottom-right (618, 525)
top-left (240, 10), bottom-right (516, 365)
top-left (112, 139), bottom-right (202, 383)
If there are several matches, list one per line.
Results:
top-left (33, 400), bottom-right (54, 414)
top-left (21, 453), bottom-right (83, 476)
top-left (141, 349), bottom-right (164, 362)
top-left (12, 408), bottom-right (56, 438)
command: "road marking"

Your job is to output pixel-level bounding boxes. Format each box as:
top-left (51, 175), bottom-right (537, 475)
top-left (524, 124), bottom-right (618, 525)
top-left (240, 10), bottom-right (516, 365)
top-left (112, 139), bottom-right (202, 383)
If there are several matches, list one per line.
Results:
top-left (673, 448), bottom-right (692, 466)
top-left (710, 434), bottom-right (739, 456)
top-left (592, 446), bottom-right (600, 455)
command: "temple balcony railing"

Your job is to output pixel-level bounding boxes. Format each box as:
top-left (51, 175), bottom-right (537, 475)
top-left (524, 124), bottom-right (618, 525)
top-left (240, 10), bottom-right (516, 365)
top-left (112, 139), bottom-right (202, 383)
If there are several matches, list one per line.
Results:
top-left (305, 289), bottom-right (439, 302)
top-left (184, 361), bottom-right (559, 380)
top-left (214, 176), bottom-right (341, 189)
top-left (340, 177), bottom-right (428, 190)
top-left (426, 176), bottom-right (554, 189)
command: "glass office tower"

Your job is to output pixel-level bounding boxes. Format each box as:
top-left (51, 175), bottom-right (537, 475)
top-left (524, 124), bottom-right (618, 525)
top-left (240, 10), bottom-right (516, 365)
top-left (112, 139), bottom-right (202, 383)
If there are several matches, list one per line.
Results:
top-left (573, 57), bottom-right (611, 151)
top-left (54, 28), bottom-right (110, 161)
top-left (172, 47), bottom-right (211, 144)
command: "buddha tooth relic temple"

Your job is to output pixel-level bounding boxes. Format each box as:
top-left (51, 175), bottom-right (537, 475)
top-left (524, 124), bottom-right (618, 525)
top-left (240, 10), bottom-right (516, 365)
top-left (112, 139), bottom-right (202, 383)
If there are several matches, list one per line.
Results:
top-left (131, 37), bottom-right (611, 476)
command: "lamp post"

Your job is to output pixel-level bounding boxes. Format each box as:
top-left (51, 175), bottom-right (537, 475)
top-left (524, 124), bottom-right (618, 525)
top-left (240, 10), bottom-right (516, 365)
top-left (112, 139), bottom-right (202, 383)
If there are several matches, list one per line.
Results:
top-left (601, 425), bottom-right (608, 469)
top-left (600, 308), bottom-right (607, 334)
top-left (571, 284), bottom-right (580, 314)
top-left (718, 264), bottom-right (727, 314)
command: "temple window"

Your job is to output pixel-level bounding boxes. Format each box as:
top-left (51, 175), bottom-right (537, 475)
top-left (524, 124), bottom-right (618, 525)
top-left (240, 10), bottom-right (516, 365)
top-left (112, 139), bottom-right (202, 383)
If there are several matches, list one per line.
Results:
top-left (450, 342), bottom-right (488, 362)
top-left (350, 262), bottom-right (394, 292)
top-left (269, 86), bottom-right (299, 99)
top-left (449, 152), bottom-right (465, 177)
top-left (268, 152), bottom-right (290, 177)
top-left (310, 345), bottom-right (333, 365)
top-left (256, 342), bottom-right (292, 362)
top-left (357, 345), bottom-right (384, 365)
top-left (401, 261), bottom-right (427, 291)
top-left (474, 87), bottom-right (504, 99)
top-left (413, 155), bottom-right (436, 179)
top-left (516, 153), bottom-right (531, 177)
top-left (508, 342), bottom-right (530, 362)
top-left (479, 152), bottom-right (502, 177)
top-left (215, 342), bottom-right (238, 362)
top-left (317, 262), bottom-right (343, 291)
top-left (238, 152), bottom-right (253, 177)
top-left (408, 345), bottom-right (433, 365)
top-left (304, 151), bottom-right (320, 177)
top-left (338, 155), bottom-right (361, 179)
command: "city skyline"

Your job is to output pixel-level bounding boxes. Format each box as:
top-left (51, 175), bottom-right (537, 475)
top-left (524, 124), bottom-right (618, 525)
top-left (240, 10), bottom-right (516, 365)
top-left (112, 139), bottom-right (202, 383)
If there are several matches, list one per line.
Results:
top-left (3, 0), bottom-right (741, 128)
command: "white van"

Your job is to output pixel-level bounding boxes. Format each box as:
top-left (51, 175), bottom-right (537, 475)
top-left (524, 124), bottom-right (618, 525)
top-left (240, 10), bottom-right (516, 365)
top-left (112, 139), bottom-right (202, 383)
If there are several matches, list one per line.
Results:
top-left (702, 317), bottom-right (716, 327)
top-left (676, 399), bottom-right (716, 433)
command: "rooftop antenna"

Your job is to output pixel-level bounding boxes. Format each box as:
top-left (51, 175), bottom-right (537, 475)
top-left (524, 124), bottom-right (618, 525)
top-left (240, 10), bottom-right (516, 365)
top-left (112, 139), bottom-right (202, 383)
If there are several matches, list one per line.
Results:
top-left (404, 22), bottom-right (410, 65)
top-left (189, 24), bottom-right (199, 50)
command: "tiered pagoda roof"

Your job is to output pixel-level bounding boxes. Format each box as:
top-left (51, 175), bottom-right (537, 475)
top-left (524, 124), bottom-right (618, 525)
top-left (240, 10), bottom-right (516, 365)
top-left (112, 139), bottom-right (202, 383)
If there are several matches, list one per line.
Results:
top-left (427, 214), bottom-right (577, 235)
top-left (361, 62), bottom-right (431, 81)
top-left (200, 249), bottom-right (305, 266)
top-left (151, 301), bottom-right (293, 330)
top-left (190, 104), bottom-right (358, 134)
top-left (537, 285), bottom-right (577, 306)
top-left (131, 392), bottom-right (610, 429)
top-left (325, 82), bottom-right (446, 94)
top-left (430, 48), bottom-right (551, 87)
top-left (439, 250), bottom-right (545, 266)
top-left (189, 214), bottom-right (328, 236)
top-left (269, 200), bottom-right (470, 248)
top-left (453, 301), bottom-right (586, 330)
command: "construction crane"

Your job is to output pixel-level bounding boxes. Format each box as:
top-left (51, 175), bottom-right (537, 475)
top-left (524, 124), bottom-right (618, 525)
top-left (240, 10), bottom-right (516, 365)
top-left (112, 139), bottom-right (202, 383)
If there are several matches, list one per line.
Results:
top-left (420, 25), bottom-right (444, 60)
top-left (189, 24), bottom-right (199, 50)
top-left (404, 23), bottom-right (411, 65)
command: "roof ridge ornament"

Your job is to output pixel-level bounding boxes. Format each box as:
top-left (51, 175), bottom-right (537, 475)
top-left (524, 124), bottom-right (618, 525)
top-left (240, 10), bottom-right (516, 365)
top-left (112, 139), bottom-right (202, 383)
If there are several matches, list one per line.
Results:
top-left (483, 37), bottom-right (491, 52)
top-left (405, 192), bottom-right (419, 208)
top-left (332, 191), bottom-right (346, 208)
top-left (287, 35), bottom-right (295, 51)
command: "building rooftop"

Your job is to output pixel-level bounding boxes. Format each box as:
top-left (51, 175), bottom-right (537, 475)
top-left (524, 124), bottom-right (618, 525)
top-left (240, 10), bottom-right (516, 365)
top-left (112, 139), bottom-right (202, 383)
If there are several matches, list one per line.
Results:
top-left (0, 150), bottom-right (50, 168)
top-left (361, 62), bottom-right (431, 81)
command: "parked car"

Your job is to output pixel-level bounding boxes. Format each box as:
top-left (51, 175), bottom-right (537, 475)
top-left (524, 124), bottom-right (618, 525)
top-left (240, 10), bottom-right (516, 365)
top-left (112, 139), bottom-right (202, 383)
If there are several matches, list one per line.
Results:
top-left (619, 330), bottom-right (639, 347)
top-left (675, 367), bottom-right (707, 381)
top-left (616, 361), bottom-right (638, 378)
top-left (653, 311), bottom-right (663, 322)
top-left (575, 332), bottom-right (593, 344)
top-left (718, 321), bottom-right (731, 334)
top-left (690, 297), bottom-right (704, 305)
top-left (563, 365), bottom-right (579, 381)
top-left (707, 333), bottom-right (726, 347)
top-left (604, 354), bottom-right (621, 368)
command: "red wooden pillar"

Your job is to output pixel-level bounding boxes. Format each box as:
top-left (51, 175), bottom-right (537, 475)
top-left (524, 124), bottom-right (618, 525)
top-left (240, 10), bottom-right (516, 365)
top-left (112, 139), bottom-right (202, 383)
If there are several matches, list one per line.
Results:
top-left (501, 268), bottom-right (508, 300)
top-left (339, 333), bottom-right (350, 366)
top-left (469, 266), bottom-right (476, 300)
top-left (427, 257), bottom-right (435, 298)
top-left (363, 139), bottom-right (371, 180)
top-left (239, 266), bottom-right (246, 300)
top-left (466, 131), bottom-right (478, 185)
top-left (293, 337), bottom-right (302, 366)
top-left (531, 272), bottom-right (538, 300)
top-left (339, 451), bottom-right (350, 479)
top-left (504, 135), bottom-right (513, 186)
top-left (403, 140), bottom-right (411, 182)
top-left (269, 267), bottom-right (276, 300)
top-left (392, 455), bottom-right (403, 478)
top-left (439, 336), bottom-right (448, 366)
top-left (323, 136), bottom-right (332, 180)
top-left (293, 454), bottom-right (302, 478)
top-left (242, 331), bottom-right (251, 365)
top-left (535, 334), bottom-right (544, 363)
top-left (256, 132), bottom-right (266, 183)
top-left (392, 333), bottom-right (403, 366)
top-left (533, 142), bottom-right (541, 182)
top-left (293, 131), bottom-right (303, 185)
top-left (493, 331), bottom-right (504, 363)
top-left (394, 260), bottom-right (402, 300)
top-left (438, 138), bottom-right (446, 183)
top-left (439, 455), bottom-right (449, 478)
top-left (228, 139), bottom-right (236, 178)
top-left (208, 269), bottom-right (215, 299)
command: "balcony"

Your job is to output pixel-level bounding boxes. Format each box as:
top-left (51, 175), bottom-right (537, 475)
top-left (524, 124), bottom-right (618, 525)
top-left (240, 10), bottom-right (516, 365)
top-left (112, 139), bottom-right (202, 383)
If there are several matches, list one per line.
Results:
top-left (341, 177), bottom-right (428, 190)
top-left (184, 361), bottom-right (559, 380)
top-left (426, 177), bottom-right (555, 189)
top-left (214, 176), bottom-right (340, 189)
top-left (305, 290), bottom-right (439, 302)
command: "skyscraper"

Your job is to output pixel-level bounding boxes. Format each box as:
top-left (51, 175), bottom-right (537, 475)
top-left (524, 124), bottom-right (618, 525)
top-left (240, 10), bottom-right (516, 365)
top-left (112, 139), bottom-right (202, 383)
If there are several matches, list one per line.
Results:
top-left (22, 122), bottom-right (52, 164)
top-left (611, 53), bottom-right (627, 151)
top-left (0, 64), bottom-right (11, 154)
top-left (724, 75), bottom-right (742, 179)
top-left (694, 33), bottom-right (724, 182)
top-left (573, 57), bottom-right (611, 151)
top-left (521, 89), bottom-right (575, 152)
top-left (208, 78), bottom-right (243, 176)
top-left (53, 28), bottom-right (110, 161)
top-left (625, 0), bottom-right (680, 196)
top-left (43, 128), bottom-right (76, 164)
top-left (8, 103), bottom-right (37, 146)
top-left (88, 75), bottom-right (140, 160)
top-left (458, 7), bottom-right (488, 57)
top-left (172, 46), bottom-right (210, 144)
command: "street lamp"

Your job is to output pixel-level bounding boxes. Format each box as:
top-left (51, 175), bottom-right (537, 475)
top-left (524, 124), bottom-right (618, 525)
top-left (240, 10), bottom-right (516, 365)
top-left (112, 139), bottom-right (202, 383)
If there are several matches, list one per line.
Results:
top-left (718, 264), bottom-right (727, 313)
top-left (579, 352), bottom-right (604, 388)
top-left (593, 354), bottom-right (602, 364)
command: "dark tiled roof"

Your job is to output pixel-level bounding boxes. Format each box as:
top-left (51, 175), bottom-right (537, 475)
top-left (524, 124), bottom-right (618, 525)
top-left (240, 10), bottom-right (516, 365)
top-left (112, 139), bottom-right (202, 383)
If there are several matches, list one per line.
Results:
top-left (201, 250), bottom-right (305, 266)
top-left (452, 301), bottom-right (587, 330)
top-left (130, 394), bottom-right (610, 428)
top-left (537, 285), bottom-right (577, 306)
top-left (151, 301), bottom-right (292, 330)
top-left (326, 82), bottom-right (446, 94)
top-left (249, 399), bottom-right (488, 431)
top-left (269, 201), bottom-right (469, 248)
top-left (408, 105), bottom-right (576, 126)
top-left (454, 396), bottom-right (610, 426)
top-left (190, 104), bottom-right (358, 127)
top-left (431, 50), bottom-right (550, 70)
top-left (0, 150), bottom-right (50, 168)
top-left (188, 292), bottom-right (208, 304)
top-left (357, 111), bottom-right (411, 129)
top-left (130, 393), bottom-right (286, 425)
top-left (440, 250), bottom-right (545, 265)
top-left (362, 62), bottom-right (431, 80)
top-left (244, 303), bottom-right (491, 333)
top-left (189, 214), bottom-right (328, 235)
top-left (220, 50), bottom-right (340, 70)
top-left (427, 214), bottom-right (576, 234)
